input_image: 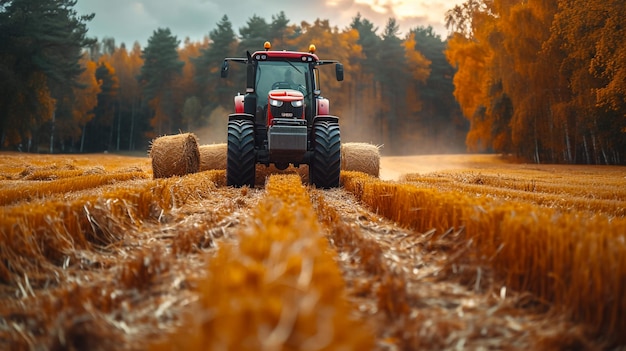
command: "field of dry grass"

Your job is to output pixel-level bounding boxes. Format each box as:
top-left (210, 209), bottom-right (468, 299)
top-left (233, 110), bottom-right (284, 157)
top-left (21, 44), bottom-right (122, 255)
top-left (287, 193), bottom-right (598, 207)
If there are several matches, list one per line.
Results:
top-left (1, 151), bottom-right (624, 350)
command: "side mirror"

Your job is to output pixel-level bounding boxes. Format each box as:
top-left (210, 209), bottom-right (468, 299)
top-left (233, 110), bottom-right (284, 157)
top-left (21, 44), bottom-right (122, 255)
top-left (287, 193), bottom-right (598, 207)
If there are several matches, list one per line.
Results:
top-left (335, 63), bottom-right (344, 82)
top-left (246, 62), bottom-right (255, 91)
top-left (220, 60), bottom-right (229, 78)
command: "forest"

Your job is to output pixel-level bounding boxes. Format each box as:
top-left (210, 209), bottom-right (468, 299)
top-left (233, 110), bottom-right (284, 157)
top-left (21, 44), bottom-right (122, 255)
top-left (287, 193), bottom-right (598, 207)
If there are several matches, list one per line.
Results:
top-left (446, 0), bottom-right (626, 164)
top-left (1, 0), bottom-right (625, 164)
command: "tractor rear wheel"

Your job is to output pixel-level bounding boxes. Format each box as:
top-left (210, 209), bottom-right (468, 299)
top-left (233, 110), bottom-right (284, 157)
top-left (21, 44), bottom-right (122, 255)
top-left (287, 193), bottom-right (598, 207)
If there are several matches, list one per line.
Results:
top-left (310, 121), bottom-right (341, 188)
top-left (227, 119), bottom-right (256, 187)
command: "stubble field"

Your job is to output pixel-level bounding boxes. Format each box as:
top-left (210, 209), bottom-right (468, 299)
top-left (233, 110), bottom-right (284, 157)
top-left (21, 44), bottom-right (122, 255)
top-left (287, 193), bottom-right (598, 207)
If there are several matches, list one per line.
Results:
top-left (1, 152), bottom-right (625, 350)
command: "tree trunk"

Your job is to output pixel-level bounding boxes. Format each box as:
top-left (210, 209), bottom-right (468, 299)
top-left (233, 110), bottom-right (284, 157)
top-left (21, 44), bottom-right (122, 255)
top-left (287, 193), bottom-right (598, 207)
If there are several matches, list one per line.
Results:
top-left (533, 115), bottom-right (540, 164)
top-left (108, 113), bottom-right (114, 152)
top-left (80, 124), bottom-right (86, 153)
top-left (49, 109), bottom-right (55, 154)
top-left (564, 118), bottom-right (572, 163)
top-left (583, 134), bottom-right (590, 164)
top-left (129, 98), bottom-right (136, 151)
top-left (591, 130), bottom-right (599, 164)
top-left (116, 101), bottom-right (121, 151)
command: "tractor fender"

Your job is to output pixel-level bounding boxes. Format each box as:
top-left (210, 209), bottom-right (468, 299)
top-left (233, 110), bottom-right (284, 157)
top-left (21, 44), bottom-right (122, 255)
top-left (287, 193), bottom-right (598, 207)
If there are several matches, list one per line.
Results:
top-left (313, 115), bottom-right (339, 124)
top-left (316, 98), bottom-right (330, 115)
top-left (234, 95), bottom-right (245, 113)
top-left (228, 113), bottom-right (255, 122)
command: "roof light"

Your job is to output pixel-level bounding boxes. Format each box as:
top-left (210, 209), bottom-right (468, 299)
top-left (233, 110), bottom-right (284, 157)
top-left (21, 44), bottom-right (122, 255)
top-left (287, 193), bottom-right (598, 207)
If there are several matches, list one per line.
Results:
top-left (308, 44), bottom-right (316, 54)
top-left (264, 41), bottom-right (271, 51)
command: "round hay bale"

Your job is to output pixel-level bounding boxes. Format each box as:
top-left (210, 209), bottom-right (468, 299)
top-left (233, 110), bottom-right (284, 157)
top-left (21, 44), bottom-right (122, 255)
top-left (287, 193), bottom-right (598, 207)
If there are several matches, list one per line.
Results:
top-left (341, 142), bottom-right (380, 177)
top-left (150, 133), bottom-right (200, 179)
top-left (199, 143), bottom-right (227, 171)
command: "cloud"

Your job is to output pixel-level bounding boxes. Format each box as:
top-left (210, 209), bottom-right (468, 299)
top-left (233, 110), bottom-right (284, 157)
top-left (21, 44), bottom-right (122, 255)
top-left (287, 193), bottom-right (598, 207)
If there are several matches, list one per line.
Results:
top-left (73, 0), bottom-right (462, 47)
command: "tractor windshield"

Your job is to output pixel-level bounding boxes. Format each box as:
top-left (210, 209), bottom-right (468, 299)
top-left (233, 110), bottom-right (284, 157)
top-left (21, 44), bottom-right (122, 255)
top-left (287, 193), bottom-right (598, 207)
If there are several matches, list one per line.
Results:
top-left (256, 60), bottom-right (310, 108)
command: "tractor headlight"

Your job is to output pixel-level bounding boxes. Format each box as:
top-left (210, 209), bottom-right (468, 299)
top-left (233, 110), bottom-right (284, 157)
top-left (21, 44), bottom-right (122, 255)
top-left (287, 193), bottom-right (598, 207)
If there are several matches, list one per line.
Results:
top-left (291, 100), bottom-right (304, 107)
top-left (269, 98), bottom-right (283, 107)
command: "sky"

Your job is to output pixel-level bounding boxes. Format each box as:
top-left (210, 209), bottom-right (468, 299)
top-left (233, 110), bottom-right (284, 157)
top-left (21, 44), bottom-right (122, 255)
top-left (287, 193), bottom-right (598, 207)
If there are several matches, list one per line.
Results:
top-left (73, 0), bottom-right (466, 48)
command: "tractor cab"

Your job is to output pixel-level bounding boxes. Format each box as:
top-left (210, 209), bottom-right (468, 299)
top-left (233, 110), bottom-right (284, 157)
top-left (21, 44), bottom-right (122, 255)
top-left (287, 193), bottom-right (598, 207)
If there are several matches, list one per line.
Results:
top-left (222, 42), bottom-right (343, 125)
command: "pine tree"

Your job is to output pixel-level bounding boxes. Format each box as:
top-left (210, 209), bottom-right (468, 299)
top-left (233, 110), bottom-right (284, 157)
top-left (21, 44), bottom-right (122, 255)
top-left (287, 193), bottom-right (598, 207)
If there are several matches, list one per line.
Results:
top-left (194, 15), bottom-right (237, 110)
top-left (239, 15), bottom-right (270, 52)
top-left (411, 26), bottom-right (465, 152)
top-left (269, 11), bottom-right (291, 46)
top-left (378, 18), bottom-right (408, 153)
top-left (139, 28), bottom-right (184, 136)
top-left (0, 0), bottom-right (94, 150)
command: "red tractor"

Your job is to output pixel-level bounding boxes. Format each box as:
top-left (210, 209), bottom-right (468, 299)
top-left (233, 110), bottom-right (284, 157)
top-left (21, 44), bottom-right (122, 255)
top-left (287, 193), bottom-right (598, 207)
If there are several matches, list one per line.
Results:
top-left (220, 42), bottom-right (344, 188)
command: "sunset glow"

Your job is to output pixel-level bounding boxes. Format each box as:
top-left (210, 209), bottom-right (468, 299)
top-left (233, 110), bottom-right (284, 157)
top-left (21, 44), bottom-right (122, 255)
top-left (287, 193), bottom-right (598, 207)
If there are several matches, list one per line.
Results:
top-left (353, 0), bottom-right (444, 19)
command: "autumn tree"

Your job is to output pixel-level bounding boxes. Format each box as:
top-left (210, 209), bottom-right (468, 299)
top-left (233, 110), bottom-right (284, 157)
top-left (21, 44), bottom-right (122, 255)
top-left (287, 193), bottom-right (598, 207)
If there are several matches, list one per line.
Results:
top-left (445, 0), bottom-right (496, 152)
top-left (108, 42), bottom-right (145, 150)
top-left (398, 31), bottom-right (432, 150)
top-left (71, 55), bottom-right (100, 152)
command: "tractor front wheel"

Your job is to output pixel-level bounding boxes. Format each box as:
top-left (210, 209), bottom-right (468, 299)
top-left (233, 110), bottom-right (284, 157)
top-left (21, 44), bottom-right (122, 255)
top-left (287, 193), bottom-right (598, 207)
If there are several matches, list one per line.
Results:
top-left (227, 119), bottom-right (256, 187)
top-left (310, 121), bottom-right (341, 188)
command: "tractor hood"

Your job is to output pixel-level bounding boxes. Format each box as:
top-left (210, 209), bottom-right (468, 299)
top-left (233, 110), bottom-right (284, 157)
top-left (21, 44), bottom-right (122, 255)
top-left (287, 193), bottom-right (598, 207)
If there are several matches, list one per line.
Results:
top-left (268, 89), bottom-right (303, 102)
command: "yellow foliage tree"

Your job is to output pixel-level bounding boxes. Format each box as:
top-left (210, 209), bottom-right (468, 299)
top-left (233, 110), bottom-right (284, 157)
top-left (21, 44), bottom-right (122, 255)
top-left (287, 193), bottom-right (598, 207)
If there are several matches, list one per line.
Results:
top-left (73, 55), bottom-right (101, 150)
top-left (445, 32), bottom-right (492, 152)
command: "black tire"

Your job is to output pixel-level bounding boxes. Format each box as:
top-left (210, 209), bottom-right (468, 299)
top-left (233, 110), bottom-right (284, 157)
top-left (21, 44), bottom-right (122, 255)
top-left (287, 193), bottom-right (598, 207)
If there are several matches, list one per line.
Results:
top-left (227, 119), bottom-right (256, 187)
top-left (310, 121), bottom-right (341, 188)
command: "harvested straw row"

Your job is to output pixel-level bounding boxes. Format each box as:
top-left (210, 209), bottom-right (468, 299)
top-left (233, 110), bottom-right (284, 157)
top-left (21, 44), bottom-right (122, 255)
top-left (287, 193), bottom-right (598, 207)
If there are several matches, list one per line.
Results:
top-left (152, 174), bottom-right (373, 350)
top-left (403, 170), bottom-right (626, 217)
top-left (0, 170), bottom-right (224, 286)
top-left (341, 171), bottom-right (626, 345)
top-left (150, 133), bottom-right (200, 179)
top-left (0, 172), bottom-right (147, 207)
top-left (405, 173), bottom-right (626, 217)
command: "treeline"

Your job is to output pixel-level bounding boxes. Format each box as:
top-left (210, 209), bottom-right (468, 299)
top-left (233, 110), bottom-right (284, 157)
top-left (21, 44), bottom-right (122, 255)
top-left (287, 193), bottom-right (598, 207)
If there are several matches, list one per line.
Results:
top-left (0, 0), bottom-right (465, 155)
top-left (446, 0), bottom-right (626, 164)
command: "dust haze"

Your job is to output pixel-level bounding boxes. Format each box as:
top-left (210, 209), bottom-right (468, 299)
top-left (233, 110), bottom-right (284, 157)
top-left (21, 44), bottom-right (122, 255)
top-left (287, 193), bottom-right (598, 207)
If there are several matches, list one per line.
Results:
top-left (193, 106), bottom-right (229, 145)
top-left (336, 102), bottom-right (467, 157)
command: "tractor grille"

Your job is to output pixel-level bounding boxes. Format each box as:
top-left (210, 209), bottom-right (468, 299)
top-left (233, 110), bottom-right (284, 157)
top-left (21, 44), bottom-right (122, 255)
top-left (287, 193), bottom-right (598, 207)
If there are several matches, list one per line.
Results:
top-left (268, 125), bottom-right (308, 153)
top-left (270, 104), bottom-right (304, 119)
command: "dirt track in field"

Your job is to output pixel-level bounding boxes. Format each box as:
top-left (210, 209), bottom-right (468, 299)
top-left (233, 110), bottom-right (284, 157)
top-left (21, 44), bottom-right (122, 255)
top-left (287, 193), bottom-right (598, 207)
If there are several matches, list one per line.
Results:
top-left (0, 153), bottom-right (611, 350)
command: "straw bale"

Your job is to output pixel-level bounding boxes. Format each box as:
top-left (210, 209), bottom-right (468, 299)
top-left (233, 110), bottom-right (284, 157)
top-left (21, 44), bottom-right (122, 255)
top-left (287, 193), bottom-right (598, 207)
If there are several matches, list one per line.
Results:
top-left (199, 143), bottom-right (227, 171)
top-left (341, 142), bottom-right (380, 177)
top-left (149, 133), bottom-right (200, 179)
top-left (192, 141), bottom-right (380, 181)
